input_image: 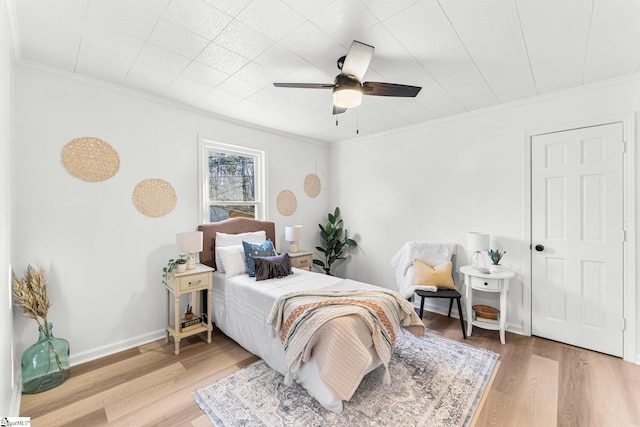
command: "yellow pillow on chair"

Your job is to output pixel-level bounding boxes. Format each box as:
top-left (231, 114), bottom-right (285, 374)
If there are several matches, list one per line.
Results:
top-left (413, 259), bottom-right (455, 289)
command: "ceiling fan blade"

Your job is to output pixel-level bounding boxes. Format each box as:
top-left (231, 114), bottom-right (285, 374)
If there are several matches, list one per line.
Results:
top-left (332, 105), bottom-right (346, 115)
top-left (273, 83), bottom-right (334, 89)
top-left (341, 40), bottom-right (374, 81)
top-left (362, 82), bottom-right (422, 97)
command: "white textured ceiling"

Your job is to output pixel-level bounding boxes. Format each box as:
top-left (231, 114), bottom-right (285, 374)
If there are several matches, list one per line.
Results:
top-left (8, 0), bottom-right (640, 143)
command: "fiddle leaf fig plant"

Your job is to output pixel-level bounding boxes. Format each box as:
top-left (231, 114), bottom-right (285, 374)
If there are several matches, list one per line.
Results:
top-left (314, 207), bottom-right (358, 275)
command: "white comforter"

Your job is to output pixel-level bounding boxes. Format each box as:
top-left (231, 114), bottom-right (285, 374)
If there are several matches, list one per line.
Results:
top-left (211, 268), bottom-right (382, 412)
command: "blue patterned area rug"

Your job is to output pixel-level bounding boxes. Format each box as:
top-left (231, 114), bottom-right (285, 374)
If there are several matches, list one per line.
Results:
top-left (194, 332), bottom-right (499, 427)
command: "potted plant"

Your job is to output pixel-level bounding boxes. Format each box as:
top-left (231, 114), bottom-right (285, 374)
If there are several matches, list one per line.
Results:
top-left (487, 249), bottom-right (506, 273)
top-left (185, 304), bottom-right (194, 320)
top-left (12, 265), bottom-right (71, 393)
top-left (175, 258), bottom-right (187, 273)
top-left (314, 207), bottom-right (358, 275)
top-left (162, 259), bottom-right (177, 285)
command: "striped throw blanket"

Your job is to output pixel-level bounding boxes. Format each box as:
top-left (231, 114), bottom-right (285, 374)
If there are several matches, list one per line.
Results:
top-left (268, 289), bottom-right (425, 399)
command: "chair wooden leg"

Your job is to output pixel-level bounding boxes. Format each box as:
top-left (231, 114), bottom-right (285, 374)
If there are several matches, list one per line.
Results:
top-left (456, 297), bottom-right (467, 339)
top-left (419, 296), bottom-right (425, 319)
top-left (447, 298), bottom-right (454, 317)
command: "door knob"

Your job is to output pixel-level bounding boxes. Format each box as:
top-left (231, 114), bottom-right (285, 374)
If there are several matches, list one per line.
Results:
top-left (535, 244), bottom-right (544, 252)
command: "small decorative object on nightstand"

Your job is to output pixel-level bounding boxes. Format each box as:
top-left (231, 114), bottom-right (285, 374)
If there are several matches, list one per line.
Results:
top-left (460, 265), bottom-right (515, 344)
top-left (288, 250), bottom-right (313, 271)
top-left (175, 258), bottom-right (187, 273)
top-left (184, 304), bottom-right (193, 320)
top-left (164, 263), bottom-right (213, 355)
top-left (487, 249), bottom-right (506, 273)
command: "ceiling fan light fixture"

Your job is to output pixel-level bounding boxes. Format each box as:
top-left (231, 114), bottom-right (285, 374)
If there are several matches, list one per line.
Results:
top-left (273, 41), bottom-right (421, 115)
top-left (333, 87), bottom-right (363, 108)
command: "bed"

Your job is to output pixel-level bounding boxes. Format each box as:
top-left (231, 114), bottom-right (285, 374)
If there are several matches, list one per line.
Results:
top-left (198, 218), bottom-right (424, 412)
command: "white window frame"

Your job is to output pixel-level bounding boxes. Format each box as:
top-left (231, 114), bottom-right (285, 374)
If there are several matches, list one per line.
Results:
top-left (198, 138), bottom-right (266, 224)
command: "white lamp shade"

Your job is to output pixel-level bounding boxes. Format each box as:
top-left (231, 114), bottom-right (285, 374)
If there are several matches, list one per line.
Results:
top-left (467, 232), bottom-right (490, 251)
top-left (285, 225), bottom-right (303, 242)
top-left (176, 231), bottom-right (203, 253)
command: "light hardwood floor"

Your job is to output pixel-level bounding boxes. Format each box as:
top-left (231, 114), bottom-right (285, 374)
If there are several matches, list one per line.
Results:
top-left (20, 313), bottom-right (640, 426)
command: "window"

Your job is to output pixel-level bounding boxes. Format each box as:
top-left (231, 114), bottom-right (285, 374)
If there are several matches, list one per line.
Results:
top-left (199, 140), bottom-right (265, 223)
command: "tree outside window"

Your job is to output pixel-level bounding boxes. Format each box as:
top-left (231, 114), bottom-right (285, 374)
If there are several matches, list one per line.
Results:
top-left (200, 141), bottom-right (264, 223)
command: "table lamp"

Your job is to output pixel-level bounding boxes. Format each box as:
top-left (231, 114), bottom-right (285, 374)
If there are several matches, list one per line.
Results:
top-left (285, 225), bottom-right (303, 253)
top-left (176, 231), bottom-right (203, 270)
top-left (467, 232), bottom-right (490, 272)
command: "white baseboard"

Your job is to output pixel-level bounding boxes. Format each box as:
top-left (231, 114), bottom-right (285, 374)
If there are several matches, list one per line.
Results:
top-left (69, 329), bottom-right (166, 366)
top-left (636, 354), bottom-right (640, 365)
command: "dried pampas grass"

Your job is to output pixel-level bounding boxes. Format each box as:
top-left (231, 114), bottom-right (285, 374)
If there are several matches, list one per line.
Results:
top-left (12, 265), bottom-right (51, 328)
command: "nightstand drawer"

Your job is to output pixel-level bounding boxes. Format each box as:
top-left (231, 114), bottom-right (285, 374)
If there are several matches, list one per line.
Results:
top-left (471, 276), bottom-right (500, 291)
top-left (177, 272), bottom-right (210, 291)
top-left (291, 255), bottom-right (312, 269)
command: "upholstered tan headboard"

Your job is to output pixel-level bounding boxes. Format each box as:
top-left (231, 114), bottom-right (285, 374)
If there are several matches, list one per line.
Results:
top-left (198, 218), bottom-right (276, 270)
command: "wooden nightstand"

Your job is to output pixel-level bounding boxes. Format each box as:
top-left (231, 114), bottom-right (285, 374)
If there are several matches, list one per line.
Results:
top-left (165, 263), bottom-right (214, 355)
top-left (288, 251), bottom-right (313, 271)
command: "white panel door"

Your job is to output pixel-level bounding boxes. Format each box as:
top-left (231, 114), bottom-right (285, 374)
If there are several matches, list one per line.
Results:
top-left (531, 123), bottom-right (624, 357)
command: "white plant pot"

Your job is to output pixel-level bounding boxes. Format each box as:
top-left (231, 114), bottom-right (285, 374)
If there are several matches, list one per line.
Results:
top-left (176, 263), bottom-right (187, 273)
top-left (489, 264), bottom-right (501, 273)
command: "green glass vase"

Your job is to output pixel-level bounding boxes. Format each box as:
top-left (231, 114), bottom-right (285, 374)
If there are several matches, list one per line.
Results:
top-left (21, 323), bottom-right (70, 394)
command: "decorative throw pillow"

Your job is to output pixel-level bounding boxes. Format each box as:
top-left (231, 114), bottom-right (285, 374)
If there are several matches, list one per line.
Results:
top-left (243, 240), bottom-right (276, 277)
top-left (253, 253), bottom-right (292, 281)
top-left (413, 259), bottom-right (456, 289)
top-left (216, 245), bottom-right (247, 277)
top-left (215, 231), bottom-right (266, 273)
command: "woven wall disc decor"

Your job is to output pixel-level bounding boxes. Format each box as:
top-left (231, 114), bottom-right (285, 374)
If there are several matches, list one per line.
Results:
top-left (276, 190), bottom-right (297, 216)
top-left (132, 178), bottom-right (177, 217)
top-left (303, 173), bottom-right (321, 198)
top-left (62, 137), bottom-right (120, 182)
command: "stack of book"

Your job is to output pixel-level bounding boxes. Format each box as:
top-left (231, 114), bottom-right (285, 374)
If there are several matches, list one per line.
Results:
top-left (180, 315), bottom-right (203, 332)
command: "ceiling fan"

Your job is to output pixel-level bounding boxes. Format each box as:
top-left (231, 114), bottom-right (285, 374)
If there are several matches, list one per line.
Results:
top-left (273, 40), bottom-right (422, 115)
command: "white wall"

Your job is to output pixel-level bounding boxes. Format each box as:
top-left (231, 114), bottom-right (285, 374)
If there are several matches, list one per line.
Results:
top-left (0, 2), bottom-right (16, 414)
top-left (12, 65), bottom-right (330, 365)
top-left (330, 75), bottom-right (639, 359)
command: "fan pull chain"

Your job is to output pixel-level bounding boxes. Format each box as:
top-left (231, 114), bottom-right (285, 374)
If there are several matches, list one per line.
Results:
top-left (356, 109), bottom-right (359, 134)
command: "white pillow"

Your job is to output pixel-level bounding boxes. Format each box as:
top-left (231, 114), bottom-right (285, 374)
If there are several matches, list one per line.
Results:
top-left (215, 230), bottom-right (266, 273)
top-left (217, 245), bottom-right (247, 277)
